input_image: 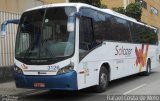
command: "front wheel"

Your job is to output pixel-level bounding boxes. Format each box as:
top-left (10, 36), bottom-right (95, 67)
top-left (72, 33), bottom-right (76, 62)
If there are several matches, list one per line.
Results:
top-left (94, 66), bottom-right (109, 93)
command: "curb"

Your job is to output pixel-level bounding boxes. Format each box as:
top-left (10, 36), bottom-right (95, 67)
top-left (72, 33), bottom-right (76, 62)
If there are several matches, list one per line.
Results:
top-left (0, 66), bottom-right (14, 83)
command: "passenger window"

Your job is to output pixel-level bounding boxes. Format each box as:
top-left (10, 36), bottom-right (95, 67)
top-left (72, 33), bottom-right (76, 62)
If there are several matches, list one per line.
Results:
top-left (79, 17), bottom-right (94, 50)
top-left (94, 13), bottom-right (106, 42)
top-left (111, 17), bottom-right (131, 42)
top-left (79, 16), bottom-right (95, 60)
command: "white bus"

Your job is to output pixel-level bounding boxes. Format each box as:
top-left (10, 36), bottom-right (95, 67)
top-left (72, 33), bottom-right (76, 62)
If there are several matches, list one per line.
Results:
top-left (14, 3), bottom-right (159, 92)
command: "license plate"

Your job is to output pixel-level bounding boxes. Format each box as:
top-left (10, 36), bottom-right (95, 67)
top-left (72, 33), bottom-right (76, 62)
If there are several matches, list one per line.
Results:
top-left (34, 83), bottom-right (45, 88)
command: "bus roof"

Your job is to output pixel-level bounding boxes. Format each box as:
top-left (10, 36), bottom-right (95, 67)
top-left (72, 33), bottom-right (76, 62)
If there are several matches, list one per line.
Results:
top-left (26, 3), bottom-right (156, 30)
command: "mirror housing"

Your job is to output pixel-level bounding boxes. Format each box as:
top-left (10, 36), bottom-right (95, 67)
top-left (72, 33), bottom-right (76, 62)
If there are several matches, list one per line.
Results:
top-left (67, 16), bottom-right (75, 32)
top-left (1, 19), bottom-right (19, 37)
top-left (1, 22), bottom-right (7, 37)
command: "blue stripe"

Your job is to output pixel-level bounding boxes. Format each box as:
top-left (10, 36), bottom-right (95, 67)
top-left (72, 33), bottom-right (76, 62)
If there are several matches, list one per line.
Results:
top-left (14, 70), bottom-right (78, 90)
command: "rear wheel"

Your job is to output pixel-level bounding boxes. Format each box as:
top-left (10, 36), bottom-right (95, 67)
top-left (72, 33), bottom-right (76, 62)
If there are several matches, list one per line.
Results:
top-left (94, 66), bottom-right (109, 93)
top-left (143, 60), bottom-right (151, 76)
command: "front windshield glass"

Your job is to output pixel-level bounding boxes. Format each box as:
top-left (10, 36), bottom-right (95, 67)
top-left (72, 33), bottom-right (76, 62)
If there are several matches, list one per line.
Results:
top-left (15, 7), bottom-right (76, 64)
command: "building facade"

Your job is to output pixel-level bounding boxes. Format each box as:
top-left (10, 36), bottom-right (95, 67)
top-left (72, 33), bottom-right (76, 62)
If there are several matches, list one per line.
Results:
top-left (0, 0), bottom-right (43, 13)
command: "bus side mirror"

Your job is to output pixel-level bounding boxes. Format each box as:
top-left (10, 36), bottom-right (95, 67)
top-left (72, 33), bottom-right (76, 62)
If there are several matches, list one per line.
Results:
top-left (1, 22), bottom-right (7, 37)
top-left (67, 16), bottom-right (75, 32)
top-left (1, 19), bottom-right (19, 37)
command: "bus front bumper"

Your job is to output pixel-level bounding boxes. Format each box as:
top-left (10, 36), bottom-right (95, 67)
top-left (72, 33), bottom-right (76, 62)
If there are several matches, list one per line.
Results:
top-left (14, 70), bottom-right (78, 90)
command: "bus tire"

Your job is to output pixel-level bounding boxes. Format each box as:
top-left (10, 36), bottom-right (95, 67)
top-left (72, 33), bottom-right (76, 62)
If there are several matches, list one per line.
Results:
top-left (143, 60), bottom-right (151, 76)
top-left (94, 66), bottom-right (109, 93)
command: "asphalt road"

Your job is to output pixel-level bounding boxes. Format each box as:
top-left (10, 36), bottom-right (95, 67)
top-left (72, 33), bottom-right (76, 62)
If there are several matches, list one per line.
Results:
top-left (18, 66), bottom-right (160, 101)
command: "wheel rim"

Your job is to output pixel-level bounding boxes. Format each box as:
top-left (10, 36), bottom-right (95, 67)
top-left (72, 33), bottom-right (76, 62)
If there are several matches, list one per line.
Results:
top-left (148, 66), bottom-right (151, 73)
top-left (147, 63), bottom-right (151, 73)
top-left (100, 73), bottom-right (107, 89)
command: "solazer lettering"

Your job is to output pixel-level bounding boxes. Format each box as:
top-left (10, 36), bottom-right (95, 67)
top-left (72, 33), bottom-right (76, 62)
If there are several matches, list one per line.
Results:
top-left (115, 45), bottom-right (132, 56)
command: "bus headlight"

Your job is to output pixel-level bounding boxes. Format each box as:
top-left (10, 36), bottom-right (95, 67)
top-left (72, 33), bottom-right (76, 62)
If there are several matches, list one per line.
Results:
top-left (14, 66), bottom-right (23, 74)
top-left (57, 62), bottom-right (74, 75)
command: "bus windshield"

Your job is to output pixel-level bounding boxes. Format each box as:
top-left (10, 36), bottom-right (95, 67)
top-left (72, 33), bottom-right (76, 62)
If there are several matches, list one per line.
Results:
top-left (15, 7), bottom-right (76, 64)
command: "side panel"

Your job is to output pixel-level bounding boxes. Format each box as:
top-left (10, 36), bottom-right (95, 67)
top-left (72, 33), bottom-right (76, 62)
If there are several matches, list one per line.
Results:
top-left (77, 61), bottom-right (100, 89)
top-left (77, 42), bottom-right (159, 89)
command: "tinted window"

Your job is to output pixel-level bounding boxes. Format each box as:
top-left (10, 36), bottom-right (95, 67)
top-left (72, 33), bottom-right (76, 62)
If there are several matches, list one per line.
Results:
top-left (79, 8), bottom-right (103, 60)
top-left (80, 8), bottom-right (113, 43)
top-left (130, 23), bottom-right (144, 43)
top-left (94, 13), bottom-right (106, 41)
top-left (104, 14), bottom-right (112, 40)
top-left (79, 8), bottom-right (103, 50)
top-left (79, 7), bottom-right (158, 46)
top-left (111, 17), bottom-right (131, 42)
top-left (94, 13), bottom-right (112, 42)
top-left (130, 22), bottom-right (158, 44)
top-left (79, 16), bottom-right (95, 60)
top-left (79, 17), bottom-right (94, 50)
top-left (79, 8), bottom-right (97, 18)
top-left (146, 28), bottom-right (158, 44)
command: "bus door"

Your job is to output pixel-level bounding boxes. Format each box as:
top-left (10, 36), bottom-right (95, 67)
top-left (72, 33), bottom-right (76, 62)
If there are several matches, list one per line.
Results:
top-left (78, 16), bottom-right (98, 88)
